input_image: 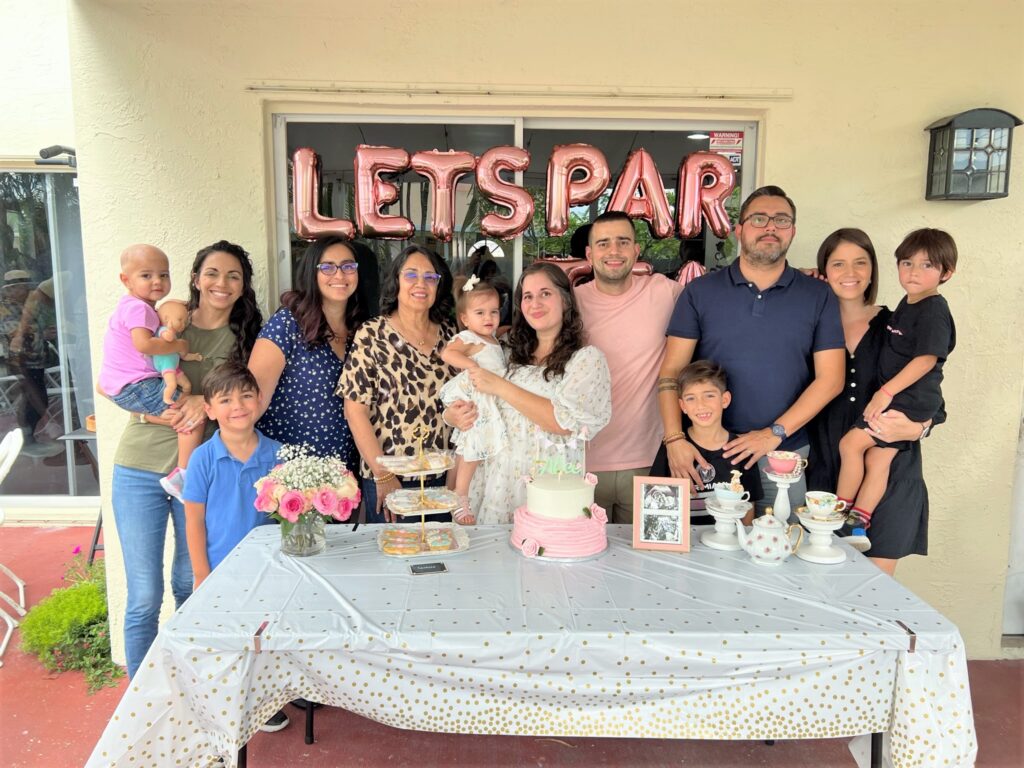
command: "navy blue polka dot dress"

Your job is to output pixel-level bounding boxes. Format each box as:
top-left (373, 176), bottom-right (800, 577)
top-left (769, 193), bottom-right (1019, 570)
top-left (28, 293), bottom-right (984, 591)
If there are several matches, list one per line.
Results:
top-left (256, 307), bottom-right (356, 469)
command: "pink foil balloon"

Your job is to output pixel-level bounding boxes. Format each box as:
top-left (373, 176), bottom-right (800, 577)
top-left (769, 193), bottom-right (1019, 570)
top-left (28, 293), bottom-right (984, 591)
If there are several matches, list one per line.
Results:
top-left (410, 149), bottom-right (477, 242)
top-left (546, 144), bottom-right (611, 236)
top-left (292, 148), bottom-right (356, 241)
top-left (607, 149), bottom-right (674, 239)
top-left (476, 146), bottom-right (533, 240)
top-left (354, 144), bottom-right (415, 239)
top-left (677, 152), bottom-right (736, 239)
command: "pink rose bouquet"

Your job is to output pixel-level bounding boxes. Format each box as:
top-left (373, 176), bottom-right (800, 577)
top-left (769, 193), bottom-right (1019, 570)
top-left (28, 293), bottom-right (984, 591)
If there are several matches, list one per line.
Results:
top-left (253, 444), bottom-right (362, 533)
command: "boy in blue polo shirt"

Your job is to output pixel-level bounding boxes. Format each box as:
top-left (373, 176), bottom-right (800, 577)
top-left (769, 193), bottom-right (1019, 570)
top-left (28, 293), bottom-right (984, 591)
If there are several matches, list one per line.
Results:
top-left (183, 361), bottom-right (289, 732)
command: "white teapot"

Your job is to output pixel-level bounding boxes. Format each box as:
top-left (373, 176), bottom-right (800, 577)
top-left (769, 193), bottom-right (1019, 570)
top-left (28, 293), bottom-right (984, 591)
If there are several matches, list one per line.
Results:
top-left (735, 509), bottom-right (803, 566)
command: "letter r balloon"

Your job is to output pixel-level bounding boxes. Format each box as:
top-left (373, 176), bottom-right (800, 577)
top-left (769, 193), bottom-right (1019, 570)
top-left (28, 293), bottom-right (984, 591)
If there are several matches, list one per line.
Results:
top-left (677, 153), bottom-right (736, 239)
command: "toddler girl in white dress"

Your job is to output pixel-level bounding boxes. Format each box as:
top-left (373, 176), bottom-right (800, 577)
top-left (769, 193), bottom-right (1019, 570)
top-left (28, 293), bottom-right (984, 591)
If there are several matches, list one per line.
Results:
top-left (440, 277), bottom-right (508, 523)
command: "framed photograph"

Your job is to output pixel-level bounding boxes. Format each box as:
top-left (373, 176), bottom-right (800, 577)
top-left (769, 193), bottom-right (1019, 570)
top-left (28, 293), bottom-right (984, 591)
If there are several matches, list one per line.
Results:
top-left (632, 476), bottom-right (690, 552)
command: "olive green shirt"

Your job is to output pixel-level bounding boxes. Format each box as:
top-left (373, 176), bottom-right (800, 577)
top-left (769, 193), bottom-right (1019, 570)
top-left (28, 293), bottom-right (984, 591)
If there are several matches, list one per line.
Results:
top-left (113, 324), bottom-right (236, 474)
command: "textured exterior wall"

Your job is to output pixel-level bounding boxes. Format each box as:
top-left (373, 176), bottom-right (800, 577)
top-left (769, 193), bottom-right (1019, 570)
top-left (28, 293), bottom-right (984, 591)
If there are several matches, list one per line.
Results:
top-left (1, 0), bottom-right (74, 158)
top-left (64, 0), bottom-right (1024, 660)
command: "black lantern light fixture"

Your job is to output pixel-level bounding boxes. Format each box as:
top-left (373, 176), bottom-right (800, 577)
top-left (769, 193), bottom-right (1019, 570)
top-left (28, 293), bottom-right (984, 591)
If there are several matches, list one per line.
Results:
top-left (925, 108), bottom-right (1021, 200)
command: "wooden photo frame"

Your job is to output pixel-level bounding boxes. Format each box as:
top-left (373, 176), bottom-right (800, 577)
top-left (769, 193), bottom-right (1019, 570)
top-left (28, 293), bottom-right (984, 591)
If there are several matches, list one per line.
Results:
top-left (632, 476), bottom-right (690, 552)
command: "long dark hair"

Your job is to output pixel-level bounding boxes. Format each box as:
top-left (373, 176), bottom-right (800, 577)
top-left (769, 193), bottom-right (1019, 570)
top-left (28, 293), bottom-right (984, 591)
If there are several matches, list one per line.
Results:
top-left (187, 240), bottom-right (263, 363)
top-left (507, 261), bottom-right (585, 381)
top-left (379, 245), bottom-right (454, 325)
top-left (280, 236), bottom-right (368, 346)
top-left (816, 228), bottom-right (879, 305)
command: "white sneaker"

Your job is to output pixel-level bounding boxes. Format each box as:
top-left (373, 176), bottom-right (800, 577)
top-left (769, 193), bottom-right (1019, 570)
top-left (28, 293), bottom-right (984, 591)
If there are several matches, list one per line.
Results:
top-left (160, 467), bottom-right (186, 502)
top-left (844, 526), bottom-right (872, 553)
top-left (259, 709), bottom-right (289, 733)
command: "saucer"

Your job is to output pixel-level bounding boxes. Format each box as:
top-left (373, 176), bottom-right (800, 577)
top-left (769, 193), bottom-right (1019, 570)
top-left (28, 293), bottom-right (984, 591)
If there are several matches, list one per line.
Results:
top-left (704, 497), bottom-right (752, 517)
top-left (764, 468), bottom-right (805, 483)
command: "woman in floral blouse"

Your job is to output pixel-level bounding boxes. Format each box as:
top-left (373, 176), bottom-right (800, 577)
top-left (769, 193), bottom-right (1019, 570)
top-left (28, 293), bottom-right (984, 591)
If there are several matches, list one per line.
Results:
top-left (338, 245), bottom-right (456, 522)
top-left (454, 261), bottom-right (612, 524)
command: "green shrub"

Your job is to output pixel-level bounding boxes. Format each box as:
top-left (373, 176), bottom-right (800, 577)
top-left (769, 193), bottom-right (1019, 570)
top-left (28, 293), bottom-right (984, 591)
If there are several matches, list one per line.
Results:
top-left (19, 555), bottom-right (124, 693)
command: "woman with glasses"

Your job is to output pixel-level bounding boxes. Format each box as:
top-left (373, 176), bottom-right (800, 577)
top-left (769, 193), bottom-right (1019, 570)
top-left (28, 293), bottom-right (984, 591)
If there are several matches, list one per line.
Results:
top-left (449, 262), bottom-right (611, 523)
top-left (339, 245), bottom-right (457, 522)
top-left (249, 236), bottom-right (368, 468)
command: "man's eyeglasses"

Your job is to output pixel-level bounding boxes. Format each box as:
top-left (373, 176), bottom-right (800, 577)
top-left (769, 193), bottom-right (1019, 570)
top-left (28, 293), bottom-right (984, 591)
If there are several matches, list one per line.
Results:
top-left (400, 270), bottom-right (442, 285)
top-left (740, 214), bottom-right (795, 230)
top-left (317, 262), bottom-right (359, 276)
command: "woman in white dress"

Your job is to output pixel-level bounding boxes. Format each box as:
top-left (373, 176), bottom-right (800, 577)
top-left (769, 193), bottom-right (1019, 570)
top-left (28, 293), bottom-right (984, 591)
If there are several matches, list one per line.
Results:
top-left (453, 262), bottom-right (612, 524)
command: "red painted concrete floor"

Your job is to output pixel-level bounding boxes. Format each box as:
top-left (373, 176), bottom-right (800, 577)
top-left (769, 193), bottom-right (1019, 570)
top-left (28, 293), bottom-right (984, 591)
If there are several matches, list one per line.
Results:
top-left (1, 525), bottom-right (1021, 767)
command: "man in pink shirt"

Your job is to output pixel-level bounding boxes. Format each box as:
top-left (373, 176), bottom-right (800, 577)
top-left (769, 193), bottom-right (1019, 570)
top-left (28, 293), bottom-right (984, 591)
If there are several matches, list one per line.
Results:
top-left (575, 212), bottom-right (683, 523)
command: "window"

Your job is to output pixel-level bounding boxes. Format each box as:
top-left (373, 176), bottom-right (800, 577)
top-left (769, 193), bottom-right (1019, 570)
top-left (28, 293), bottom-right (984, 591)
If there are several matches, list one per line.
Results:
top-left (0, 170), bottom-right (96, 497)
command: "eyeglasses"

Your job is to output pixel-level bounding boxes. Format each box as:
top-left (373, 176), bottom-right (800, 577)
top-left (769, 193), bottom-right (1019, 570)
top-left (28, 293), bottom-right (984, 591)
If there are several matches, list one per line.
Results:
top-left (400, 270), bottom-right (442, 285)
top-left (740, 213), bottom-right (795, 229)
top-left (317, 261), bottom-right (359, 276)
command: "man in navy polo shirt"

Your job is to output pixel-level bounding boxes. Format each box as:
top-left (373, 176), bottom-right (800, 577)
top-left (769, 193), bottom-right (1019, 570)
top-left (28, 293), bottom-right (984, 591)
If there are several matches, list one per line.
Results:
top-left (657, 185), bottom-right (845, 512)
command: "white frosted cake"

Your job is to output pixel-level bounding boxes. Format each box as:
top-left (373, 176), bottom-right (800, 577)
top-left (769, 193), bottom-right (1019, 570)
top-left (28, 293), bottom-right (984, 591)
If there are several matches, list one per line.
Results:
top-left (511, 473), bottom-right (607, 559)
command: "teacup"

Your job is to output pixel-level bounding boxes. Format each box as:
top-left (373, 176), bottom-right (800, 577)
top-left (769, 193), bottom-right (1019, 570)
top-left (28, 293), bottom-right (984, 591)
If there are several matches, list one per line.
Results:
top-left (713, 482), bottom-right (750, 509)
top-left (804, 491), bottom-right (847, 520)
top-left (767, 450), bottom-right (807, 474)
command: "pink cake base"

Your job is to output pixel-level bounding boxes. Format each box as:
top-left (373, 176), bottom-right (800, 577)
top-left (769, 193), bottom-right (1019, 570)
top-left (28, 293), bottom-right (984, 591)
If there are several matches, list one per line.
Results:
top-left (510, 505), bottom-right (607, 560)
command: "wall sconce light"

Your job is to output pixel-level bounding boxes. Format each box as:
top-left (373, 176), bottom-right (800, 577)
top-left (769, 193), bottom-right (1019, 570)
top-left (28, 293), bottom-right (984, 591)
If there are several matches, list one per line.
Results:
top-left (925, 108), bottom-right (1021, 200)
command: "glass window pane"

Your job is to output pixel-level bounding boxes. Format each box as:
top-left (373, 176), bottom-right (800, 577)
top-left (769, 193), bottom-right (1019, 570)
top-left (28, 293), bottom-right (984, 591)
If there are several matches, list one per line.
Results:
top-left (992, 128), bottom-right (1009, 149)
top-left (989, 172), bottom-right (1006, 193)
top-left (952, 150), bottom-right (970, 170)
top-left (0, 171), bottom-right (95, 496)
top-left (991, 150), bottom-right (1007, 171)
top-left (972, 128), bottom-right (991, 148)
top-left (949, 173), bottom-right (969, 194)
top-left (287, 122), bottom-right (517, 317)
top-left (930, 172), bottom-right (947, 195)
top-left (972, 150), bottom-right (989, 171)
top-left (953, 129), bottom-right (972, 149)
top-left (970, 173), bottom-right (989, 194)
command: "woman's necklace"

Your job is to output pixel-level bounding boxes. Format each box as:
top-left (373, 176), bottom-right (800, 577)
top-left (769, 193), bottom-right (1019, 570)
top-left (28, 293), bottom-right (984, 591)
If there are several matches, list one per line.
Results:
top-left (390, 315), bottom-right (436, 350)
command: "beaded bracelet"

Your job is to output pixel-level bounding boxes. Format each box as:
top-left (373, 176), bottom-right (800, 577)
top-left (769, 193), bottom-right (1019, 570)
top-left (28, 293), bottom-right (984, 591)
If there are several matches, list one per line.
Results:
top-left (373, 472), bottom-right (396, 485)
top-left (662, 433), bottom-right (686, 446)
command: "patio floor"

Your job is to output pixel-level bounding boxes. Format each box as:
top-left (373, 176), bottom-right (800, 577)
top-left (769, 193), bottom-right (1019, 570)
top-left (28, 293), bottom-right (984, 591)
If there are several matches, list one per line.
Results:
top-left (0, 525), bottom-right (1020, 767)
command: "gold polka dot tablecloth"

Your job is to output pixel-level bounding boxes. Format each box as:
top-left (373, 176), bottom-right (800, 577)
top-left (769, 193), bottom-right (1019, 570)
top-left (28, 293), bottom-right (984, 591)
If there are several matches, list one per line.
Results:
top-left (86, 526), bottom-right (977, 768)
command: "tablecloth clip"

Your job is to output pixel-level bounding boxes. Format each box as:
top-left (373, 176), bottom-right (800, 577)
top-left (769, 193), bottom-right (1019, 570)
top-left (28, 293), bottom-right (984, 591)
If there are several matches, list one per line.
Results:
top-left (895, 620), bottom-right (916, 653)
top-left (253, 620), bottom-right (269, 653)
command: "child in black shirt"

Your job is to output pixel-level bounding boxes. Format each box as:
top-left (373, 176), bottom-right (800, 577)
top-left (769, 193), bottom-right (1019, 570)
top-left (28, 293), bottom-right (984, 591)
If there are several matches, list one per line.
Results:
top-left (650, 360), bottom-right (762, 525)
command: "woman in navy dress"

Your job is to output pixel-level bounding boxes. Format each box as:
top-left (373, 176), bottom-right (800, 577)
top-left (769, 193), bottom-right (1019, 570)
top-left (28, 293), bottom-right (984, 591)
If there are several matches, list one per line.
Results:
top-left (249, 236), bottom-right (369, 470)
top-left (806, 229), bottom-right (942, 575)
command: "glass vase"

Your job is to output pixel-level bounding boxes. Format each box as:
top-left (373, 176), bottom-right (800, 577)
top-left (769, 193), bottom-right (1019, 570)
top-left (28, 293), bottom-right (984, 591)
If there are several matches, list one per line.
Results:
top-left (280, 513), bottom-right (326, 557)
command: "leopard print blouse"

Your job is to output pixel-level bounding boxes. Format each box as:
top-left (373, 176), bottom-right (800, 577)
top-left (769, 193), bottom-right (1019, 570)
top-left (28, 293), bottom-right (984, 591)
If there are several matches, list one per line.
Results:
top-left (337, 315), bottom-right (457, 479)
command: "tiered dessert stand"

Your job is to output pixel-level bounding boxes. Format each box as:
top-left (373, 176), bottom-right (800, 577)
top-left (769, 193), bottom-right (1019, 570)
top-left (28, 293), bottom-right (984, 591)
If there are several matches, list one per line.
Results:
top-left (379, 426), bottom-right (461, 555)
top-left (700, 497), bottom-right (753, 551)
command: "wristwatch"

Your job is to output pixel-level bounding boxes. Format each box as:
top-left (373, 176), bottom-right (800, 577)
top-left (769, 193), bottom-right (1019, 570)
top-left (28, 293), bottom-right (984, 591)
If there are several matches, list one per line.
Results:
top-left (770, 423), bottom-right (787, 439)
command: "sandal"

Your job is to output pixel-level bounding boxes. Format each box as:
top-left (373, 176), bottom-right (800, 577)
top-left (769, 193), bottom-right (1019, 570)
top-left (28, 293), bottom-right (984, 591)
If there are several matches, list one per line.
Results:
top-left (453, 496), bottom-right (476, 525)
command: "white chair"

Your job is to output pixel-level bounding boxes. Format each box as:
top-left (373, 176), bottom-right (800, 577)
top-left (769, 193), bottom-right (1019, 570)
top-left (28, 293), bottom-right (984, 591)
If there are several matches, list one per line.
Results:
top-left (0, 428), bottom-right (27, 666)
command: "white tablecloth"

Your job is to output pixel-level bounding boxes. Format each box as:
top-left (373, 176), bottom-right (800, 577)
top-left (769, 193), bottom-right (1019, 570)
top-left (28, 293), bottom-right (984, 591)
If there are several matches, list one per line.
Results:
top-left (87, 525), bottom-right (977, 767)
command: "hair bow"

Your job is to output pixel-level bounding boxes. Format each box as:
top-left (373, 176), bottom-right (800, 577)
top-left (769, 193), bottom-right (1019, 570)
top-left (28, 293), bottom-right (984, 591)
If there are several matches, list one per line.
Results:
top-left (462, 275), bottom-right (481, 292)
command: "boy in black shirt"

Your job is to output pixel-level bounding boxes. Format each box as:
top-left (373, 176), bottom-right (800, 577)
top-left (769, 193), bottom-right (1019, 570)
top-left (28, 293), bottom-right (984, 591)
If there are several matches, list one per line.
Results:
top-left (837, 229), bottom-right (957, 548)
top-left (650, 360), bottom-right (762, 525)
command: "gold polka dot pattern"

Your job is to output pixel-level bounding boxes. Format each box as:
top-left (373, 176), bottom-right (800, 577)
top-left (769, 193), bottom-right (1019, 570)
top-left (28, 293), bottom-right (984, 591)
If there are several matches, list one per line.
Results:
top-left (86, 526), bottom-right (977, 767)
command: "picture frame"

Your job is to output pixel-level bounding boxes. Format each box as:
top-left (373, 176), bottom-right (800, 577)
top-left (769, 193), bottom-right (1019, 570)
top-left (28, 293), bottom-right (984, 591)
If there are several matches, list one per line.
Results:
top-left (632, 476), bottom-right (690, 552)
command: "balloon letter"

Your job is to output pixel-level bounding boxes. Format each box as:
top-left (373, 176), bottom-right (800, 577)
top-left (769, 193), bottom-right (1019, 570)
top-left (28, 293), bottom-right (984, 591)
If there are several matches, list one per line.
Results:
top-left (476, 146), bottom-right (533, 240)
top-left (606, 149), bottom-right (674, 239)
top-left (409, 150), bottom-right (477, 242)
top-left (354, 144), bottom-right (415, 239)
top-left (546, 144), bottom-right (611, 236)
top-left (677, 152), bottom-right (736, 238)
top-left (292, 148), bottom-right (355, 241)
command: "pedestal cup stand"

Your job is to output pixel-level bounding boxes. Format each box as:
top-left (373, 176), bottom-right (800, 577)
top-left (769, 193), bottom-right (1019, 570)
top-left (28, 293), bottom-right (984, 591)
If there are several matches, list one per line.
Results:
top-left (795, 507), bottom-right (847, 564)
top-left (700, 498), bottom-right (752, 551)
top-left (764, 466), bottom-right (805, 525)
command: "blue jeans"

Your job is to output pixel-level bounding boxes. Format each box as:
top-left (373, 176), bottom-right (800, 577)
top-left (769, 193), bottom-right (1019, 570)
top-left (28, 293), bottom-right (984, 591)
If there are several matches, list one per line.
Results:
top-left (361, 475), bottom-right (451, 524)
top-left (109, 376), bottom-right (180, 417)
top-left (111, 464), bottom-right (193, 678)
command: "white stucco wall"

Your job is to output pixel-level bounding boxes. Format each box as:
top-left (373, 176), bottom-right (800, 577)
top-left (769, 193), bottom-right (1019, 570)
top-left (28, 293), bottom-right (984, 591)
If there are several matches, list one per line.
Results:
top-left (1, 0), bottom-right (74, 160)
top-left (60, 0), bottom-right (1024, 660)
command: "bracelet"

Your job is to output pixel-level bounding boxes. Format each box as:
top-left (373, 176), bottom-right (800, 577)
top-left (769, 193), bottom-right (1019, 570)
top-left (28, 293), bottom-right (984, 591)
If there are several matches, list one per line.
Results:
top-left (663, 434), bottom-right (687, 446)
top-left (880, 386), bottom-right (894, 398)
top-left (918, 423), bottom-right (931, 441)
top-left (373, 472), bottom-right (396, 485)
